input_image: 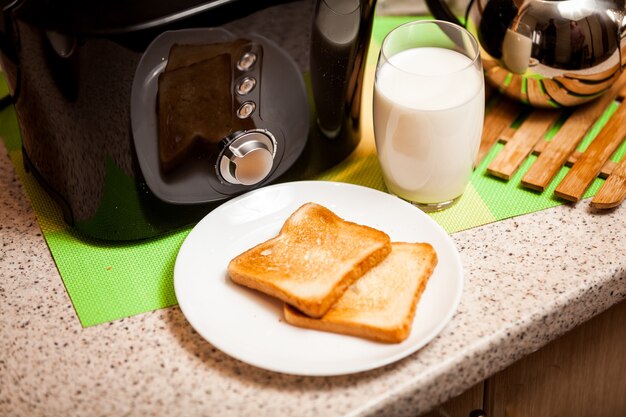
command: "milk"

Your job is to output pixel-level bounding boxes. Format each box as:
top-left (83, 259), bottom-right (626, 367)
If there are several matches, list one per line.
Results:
top-left (373, 47), bottom-right (484, 205)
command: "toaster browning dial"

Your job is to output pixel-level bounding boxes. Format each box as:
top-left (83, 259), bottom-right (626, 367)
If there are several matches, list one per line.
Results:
top-left (218, 129), bottom-right (277, 186)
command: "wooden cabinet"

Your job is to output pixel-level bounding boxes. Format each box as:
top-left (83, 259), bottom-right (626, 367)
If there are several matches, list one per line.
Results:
top-left (422, 300), bottom-right (626, 417)
top-left (485, 299), bottom-right (626, 417)
top-left (423, 383), bottom-right (484, 417)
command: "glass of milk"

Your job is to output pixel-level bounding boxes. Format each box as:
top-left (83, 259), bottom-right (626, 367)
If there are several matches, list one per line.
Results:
top-left (373, 20), bottom-right (484, 212)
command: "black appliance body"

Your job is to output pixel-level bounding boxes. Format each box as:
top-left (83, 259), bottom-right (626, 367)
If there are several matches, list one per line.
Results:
top-left (0, 0), bottom-right (376, 240)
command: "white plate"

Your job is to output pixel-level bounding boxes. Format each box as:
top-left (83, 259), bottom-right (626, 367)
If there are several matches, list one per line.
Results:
top-left (174, 181), bottom-right (463, 376)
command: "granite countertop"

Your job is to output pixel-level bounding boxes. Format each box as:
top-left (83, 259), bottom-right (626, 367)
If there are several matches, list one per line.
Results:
top-left (1, 136), bottom-right (625, 417)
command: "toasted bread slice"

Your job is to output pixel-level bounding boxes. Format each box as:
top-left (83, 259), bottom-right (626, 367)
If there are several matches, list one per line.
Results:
top-left (284, 242), bottom-right (438, 343)
top-left (227, 203), bottom-right (392, 318)
top-left (164, 40), bottom-right (251, 72)
top-left (157, 54), bottom-right (232, 172)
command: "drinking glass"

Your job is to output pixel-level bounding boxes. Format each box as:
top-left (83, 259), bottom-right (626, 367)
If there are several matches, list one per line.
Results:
top-left (373, 20), bottom-right (484, 212)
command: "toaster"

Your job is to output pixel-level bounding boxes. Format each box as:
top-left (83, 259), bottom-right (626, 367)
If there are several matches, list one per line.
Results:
top-left (0, 0), bottom-right (376, 239)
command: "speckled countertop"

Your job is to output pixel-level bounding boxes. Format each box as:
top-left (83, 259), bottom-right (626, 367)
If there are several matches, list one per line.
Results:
top-left (1, 136), bottom-right (625, 417)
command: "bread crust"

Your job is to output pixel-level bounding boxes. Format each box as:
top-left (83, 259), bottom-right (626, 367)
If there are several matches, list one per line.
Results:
top-left (227, 203), bottom-right (392, 318)
top-left (283, 242), bottom-right (438, 343)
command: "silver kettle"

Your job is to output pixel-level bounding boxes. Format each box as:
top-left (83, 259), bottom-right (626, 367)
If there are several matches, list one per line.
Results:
top-left (425, 0), bottom-right (626, 107)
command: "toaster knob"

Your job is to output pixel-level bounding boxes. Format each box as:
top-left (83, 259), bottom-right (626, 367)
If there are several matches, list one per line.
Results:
top-left (219, 130), bottom-right (277, 186)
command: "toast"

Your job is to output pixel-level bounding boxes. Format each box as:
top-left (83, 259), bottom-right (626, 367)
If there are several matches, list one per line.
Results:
top-left (157, 40), bottom-right (256, 172)
top-left (284, 242), bottom-right (438, 343)
top-left (157, 54), bottom-right (232, 172)
top-left (164, 40), bottom-right (251, 72)
top-left (227, 203), bottom-right (392, 318)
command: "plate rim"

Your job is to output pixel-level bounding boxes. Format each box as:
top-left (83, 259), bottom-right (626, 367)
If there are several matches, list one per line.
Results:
top-left (174, 180), bottom-right (463, 376)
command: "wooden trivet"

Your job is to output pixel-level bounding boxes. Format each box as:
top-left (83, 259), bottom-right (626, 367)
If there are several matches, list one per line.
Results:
top-left (480, 73), bottom-right (626, 209)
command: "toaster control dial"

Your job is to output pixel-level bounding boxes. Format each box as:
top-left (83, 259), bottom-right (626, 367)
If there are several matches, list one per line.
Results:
top-left (219, 130), bottom-right (277, 186)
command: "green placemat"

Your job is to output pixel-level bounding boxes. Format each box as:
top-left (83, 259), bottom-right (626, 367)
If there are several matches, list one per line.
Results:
top-left (1, 16), bottom-right (623, 327)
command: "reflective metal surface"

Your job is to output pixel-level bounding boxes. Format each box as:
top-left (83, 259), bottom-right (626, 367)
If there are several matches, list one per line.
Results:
top-left (427, 0), bottom-right (626, 107)
top-left (0, 0), bottom-right (377, 240)
top-left (218, 129), bottom-right (276, 186)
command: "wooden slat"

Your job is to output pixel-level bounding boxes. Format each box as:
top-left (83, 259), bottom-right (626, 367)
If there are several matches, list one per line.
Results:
top-left (555, 71), bottom-right (619, 96)
top-left (505, 74), bottom-right (524, 101)
top-left (521, 73), bottom-right (626, 191)
top-left (527, 78), bottom-right (550, 107)
top-left (554, 100), bottom-right (626, 202)
top-left (476, 97), bottom-right (520, 164)
top-left (591, 155), bottom-right (626, 209)
top-left (568, 154), bottom-right (617, 179)
top-left (531, 141), bottom-right (617, 178)
top-left (483, 58), bottom-right (498, 72)
top-left (487, 66), bottom-right (510, 91)
top-left (563, 64), bottom-right (620, 82)
top-left (620, 83), bottom-right (626, 101)
top-left (543, 79), bottom-right (594, 107)
top-left (487, 110), bottom-right (561, 180)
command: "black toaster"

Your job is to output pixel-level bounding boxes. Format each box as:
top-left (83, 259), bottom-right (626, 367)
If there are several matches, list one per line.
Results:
top-left (0, 0), bottom-right (376, 239)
